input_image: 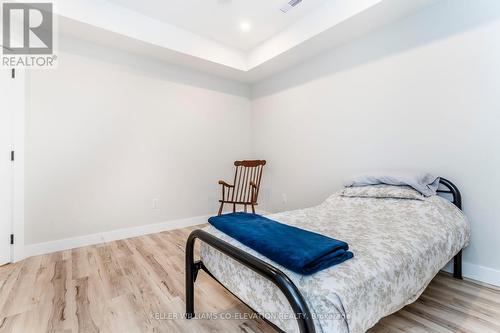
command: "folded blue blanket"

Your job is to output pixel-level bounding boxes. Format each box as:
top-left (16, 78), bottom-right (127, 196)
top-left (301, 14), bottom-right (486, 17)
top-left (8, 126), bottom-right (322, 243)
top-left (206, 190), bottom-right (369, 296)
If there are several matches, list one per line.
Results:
top-left (208, 213), bottom-right (353, 275)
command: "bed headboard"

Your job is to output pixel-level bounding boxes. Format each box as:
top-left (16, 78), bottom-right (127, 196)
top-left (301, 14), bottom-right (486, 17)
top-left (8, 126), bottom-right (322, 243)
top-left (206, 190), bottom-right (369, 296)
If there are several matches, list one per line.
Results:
top-left (437, 178), bottom-right (462, 210)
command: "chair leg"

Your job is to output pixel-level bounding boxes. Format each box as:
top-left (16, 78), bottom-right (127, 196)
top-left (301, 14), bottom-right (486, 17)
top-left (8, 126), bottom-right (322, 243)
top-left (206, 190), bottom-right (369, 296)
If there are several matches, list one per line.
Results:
top-left (218, 202), bottom-right (224, 216)
top-left (244, 204), bottom-right (247, 212)
top-left (251, 204), bottom-right (255, 214)
top-left (233, 203), bottom-right (236, 213)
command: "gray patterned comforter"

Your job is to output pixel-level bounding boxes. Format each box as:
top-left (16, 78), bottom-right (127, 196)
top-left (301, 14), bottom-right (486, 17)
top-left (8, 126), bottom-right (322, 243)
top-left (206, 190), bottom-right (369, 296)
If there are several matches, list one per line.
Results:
top-left (200, 192), bottom-right (470, 333)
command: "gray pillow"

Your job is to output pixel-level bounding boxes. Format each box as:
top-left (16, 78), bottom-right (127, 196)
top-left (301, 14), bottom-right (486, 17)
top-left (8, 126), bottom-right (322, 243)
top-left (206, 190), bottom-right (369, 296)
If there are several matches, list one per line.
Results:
top-left (344, 171), bottom-right (440, 197)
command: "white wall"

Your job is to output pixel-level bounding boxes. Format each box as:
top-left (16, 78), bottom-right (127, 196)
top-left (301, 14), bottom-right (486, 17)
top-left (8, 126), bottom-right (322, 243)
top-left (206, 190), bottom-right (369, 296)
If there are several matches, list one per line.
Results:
top-left (25, 37), bottom-right (251, 245)
top-left (251, 0), bottom-right (500, 277)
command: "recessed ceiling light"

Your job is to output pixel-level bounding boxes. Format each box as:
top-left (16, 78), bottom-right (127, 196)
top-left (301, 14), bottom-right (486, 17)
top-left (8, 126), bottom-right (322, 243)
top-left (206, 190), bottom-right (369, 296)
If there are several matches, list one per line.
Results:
top-left (239, 21), bottom-right (252, 32)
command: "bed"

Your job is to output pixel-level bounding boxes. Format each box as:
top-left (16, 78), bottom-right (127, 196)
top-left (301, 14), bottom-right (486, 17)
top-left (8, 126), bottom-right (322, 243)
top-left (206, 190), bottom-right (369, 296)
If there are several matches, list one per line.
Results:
top-left (185, 178), bottom-right (470, 333)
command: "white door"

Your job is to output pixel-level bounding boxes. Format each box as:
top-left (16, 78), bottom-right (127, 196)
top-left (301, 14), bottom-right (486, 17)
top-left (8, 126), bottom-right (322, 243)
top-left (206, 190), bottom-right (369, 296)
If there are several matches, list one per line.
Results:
top-left (0, 69), bottom-right (14, 265)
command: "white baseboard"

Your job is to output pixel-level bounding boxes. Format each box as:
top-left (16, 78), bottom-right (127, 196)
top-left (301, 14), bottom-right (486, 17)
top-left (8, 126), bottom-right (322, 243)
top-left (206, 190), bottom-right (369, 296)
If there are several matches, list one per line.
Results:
top-left (442, 261), bottom-right (500, 287)
top-left (20, 214), bottom-right (209, 260)
top-left (17, 210), bottom-right (270, 262)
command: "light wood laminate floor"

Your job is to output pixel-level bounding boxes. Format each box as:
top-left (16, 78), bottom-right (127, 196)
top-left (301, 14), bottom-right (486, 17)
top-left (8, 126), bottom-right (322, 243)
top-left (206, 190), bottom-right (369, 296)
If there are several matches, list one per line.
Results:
top-left (1, 225), bottom-right (499, 333)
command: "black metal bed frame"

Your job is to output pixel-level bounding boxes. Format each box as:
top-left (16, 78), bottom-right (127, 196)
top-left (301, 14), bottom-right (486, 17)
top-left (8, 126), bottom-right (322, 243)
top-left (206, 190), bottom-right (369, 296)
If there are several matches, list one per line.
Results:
top-left (437, 178), bottom-right (463, 279)
top-left (186, 178), bottom-right (464, 333)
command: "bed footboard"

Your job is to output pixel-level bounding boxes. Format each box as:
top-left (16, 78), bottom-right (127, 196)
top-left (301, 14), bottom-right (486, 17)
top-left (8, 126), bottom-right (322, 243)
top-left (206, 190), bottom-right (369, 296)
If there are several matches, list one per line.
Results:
top-left (185, 229), bottom-right (316, 333)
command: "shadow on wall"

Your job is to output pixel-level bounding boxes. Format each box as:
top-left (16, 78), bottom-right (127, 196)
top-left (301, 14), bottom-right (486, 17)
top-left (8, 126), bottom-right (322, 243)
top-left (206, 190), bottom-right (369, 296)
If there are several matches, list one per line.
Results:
top-left (57, 28), bottom-right (250, 98)
top-left (252, 0), bottom-right (500, 98)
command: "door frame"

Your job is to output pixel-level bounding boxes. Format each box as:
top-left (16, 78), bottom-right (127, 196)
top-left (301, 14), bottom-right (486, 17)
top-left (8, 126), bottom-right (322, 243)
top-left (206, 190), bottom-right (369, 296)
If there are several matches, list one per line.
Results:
top-left (1, 69), bottom-right (14, 265)
top-left (3, 67), bottom-right (26, 263)
top-left (3, 27), bottom-right (27, 263)
top-left (12, 68), bottom-right (25, 262)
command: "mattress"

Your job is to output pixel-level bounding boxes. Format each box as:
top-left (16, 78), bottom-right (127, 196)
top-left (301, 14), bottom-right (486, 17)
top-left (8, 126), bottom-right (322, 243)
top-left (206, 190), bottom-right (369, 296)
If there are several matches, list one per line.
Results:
top-left (200, 192), bottom-right (470, 333)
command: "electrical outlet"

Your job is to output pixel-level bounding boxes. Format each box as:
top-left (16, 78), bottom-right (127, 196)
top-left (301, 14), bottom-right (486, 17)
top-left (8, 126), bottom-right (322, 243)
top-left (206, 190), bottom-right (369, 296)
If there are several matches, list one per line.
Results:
top-left (152, 198), bottom-right (159, 209)
top-left (281, 193), bottom-right (288, 205)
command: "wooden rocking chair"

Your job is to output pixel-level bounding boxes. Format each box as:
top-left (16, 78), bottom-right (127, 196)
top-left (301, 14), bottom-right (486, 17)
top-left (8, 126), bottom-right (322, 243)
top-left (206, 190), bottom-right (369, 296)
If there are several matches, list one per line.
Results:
top-left (217, 160), bottom-right (266, 215)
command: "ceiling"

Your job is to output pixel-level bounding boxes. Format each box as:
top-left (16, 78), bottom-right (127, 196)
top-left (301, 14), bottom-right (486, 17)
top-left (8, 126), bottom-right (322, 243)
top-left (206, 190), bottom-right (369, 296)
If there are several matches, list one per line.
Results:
top-left (56, 0), bottom-right (442, 82)
top-left (106, 0), bottom-right (329, 51)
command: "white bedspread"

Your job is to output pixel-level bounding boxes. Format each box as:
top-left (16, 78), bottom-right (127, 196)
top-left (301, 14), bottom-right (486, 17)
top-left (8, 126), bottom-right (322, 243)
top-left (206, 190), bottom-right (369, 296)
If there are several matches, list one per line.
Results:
top-left (200, 193), bottom-right (470, 333)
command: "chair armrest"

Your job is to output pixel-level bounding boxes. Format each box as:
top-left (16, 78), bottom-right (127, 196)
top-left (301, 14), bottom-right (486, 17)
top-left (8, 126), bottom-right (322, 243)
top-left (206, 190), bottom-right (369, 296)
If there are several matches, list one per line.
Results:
top-left (218, 180), bottom-right (234, 187)
top-left (219, 180), bottom-right (233, 203)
